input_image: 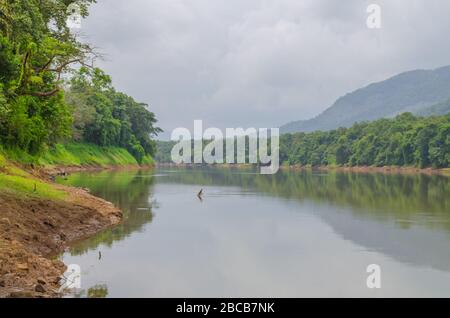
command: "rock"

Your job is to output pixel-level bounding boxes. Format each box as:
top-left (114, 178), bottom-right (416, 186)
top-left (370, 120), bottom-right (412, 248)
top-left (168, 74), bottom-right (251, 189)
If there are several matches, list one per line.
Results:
top-left (0, 217), bottom-right (11, 225)
top-left (43, 220), bottom-right (55, 228)
top-left (35, 284), bottom-right (46, 293)
top-left (37, 278), bottom-right (47, 285)
top-left (0, 280), bottom-right (5, 287)
top-left (16, 263), bottom-right (28, 271)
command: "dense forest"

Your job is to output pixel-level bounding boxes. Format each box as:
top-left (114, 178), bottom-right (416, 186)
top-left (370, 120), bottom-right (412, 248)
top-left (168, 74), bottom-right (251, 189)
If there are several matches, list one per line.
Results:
top-left (0, 0), bottom-right (160, 163)
top-left (279, 113), bottom-right (449, 168)
top-left (156, 112), bottom-right (450, 168)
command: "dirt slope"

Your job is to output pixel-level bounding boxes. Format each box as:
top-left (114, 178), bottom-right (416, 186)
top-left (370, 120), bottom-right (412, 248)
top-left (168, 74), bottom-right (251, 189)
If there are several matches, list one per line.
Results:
top-left (0, 181), bottom-right (122, 297)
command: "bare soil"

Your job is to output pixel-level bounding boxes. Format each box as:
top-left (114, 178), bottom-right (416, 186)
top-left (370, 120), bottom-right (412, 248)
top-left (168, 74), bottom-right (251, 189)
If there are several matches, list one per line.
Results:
top-left (0, 176), bottom-right (122, 298)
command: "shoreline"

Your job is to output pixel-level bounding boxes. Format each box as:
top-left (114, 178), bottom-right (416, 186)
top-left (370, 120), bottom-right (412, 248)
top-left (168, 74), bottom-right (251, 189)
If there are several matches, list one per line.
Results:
top-left (282, 164), bottom-right (450, 176)
top-left (0, 162), bottom-right (152, 298)
top-left (156, 162), bottom-right (450, 176)
top-left (40, 163), bottom-right (154, 179)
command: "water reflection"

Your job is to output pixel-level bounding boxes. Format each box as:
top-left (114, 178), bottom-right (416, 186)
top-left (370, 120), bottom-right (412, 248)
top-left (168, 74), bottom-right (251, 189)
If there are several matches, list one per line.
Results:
top-left (70, 284), bottom-right (108, 298)
top-left (154, 167), bottom-right (450, 272)
top-left (159, 167), bottom-right (449, 219)
top-left (61, 170), bottom-right (156, 255)
top-left (59, 167), bottom-right (450, 297)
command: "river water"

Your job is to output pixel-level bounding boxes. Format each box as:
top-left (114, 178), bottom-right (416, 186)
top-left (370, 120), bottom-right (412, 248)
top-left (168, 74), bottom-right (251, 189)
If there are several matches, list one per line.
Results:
top-left (58, 167), bottom-right (450, 297)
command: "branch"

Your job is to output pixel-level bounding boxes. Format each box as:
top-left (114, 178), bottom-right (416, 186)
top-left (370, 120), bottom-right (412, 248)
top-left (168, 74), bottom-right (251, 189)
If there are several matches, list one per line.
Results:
top-left (48, 59), bottom-right (82, 73)
top-left (34, 56), bottom-right (55, 73)
top-left (18, 50), bottom-right (31, 87)
top-left (29, 87), bottom-right (60, 97)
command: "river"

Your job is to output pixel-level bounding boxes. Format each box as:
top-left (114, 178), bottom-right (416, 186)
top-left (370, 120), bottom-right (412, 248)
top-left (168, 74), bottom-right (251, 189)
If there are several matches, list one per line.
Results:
top-left (58, 166), bottom-right (450, 297)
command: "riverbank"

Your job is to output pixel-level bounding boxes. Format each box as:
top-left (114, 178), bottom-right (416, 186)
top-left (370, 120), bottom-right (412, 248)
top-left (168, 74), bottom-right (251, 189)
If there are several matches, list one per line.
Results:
top-left (2, 143), bottom-right (154, 168)
top-left (282, 164), bottom-right (450, 176)
top-left (156, 162), bottom-right (450, 176)
top-left (0, 145), bottom-right (154, 297)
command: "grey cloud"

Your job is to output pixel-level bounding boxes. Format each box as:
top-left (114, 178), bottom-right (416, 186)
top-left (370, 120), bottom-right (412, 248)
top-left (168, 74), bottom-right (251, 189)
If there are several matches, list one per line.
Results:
top-left (80, 0), bottom-right (450, 138)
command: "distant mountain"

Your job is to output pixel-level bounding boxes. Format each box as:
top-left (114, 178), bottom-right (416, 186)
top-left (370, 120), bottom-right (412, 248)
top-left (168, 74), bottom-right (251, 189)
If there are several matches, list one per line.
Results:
top-left (415, 98), bottom-right (450, 117)
top-left (280, 65), bottom-right (450, 133)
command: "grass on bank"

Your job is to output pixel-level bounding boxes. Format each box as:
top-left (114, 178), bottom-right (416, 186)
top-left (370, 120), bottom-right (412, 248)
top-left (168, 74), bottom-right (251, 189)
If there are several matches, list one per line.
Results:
top-left (0, 173), bottom-right (66, 200)
top-left (39, 143), bottom-right (139, 166)
top-left (0, 143), bottom-right (154, 200)
top-left (0, 152), bottom-right (65, 199)
top-left (0, 143), bottom-right (154, 167)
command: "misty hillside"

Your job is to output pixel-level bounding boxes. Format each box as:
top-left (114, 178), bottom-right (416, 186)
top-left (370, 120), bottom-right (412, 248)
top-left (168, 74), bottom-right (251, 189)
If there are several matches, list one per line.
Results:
top-left (281, 65), bottom-right (450, 133)
top-left (415, 98), bottom-right (450, 117)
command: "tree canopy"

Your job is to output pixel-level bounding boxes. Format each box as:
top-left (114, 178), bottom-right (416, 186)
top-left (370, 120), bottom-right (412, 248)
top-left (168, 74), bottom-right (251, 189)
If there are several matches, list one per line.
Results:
top-left (280, 113), bottom-right (450, 168)
top-left (67, 67), bottom-right (161, 162)
top-left (0, 0), bottom-right (160, 161)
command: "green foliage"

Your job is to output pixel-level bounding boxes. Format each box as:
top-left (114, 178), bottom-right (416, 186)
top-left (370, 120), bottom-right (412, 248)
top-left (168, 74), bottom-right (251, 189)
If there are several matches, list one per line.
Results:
top-left (0, 173), bottom-right (66, 199)
top-left (281, 113), bottom-right (450, 168)
top-left (0, 153), bottom-right (65, 199)
top-left (0, 0), bottom-right (96, 153)
top-left (1, 93), bottom-right (72, 153)
top-left (155, 140), bottom-right (177, 162)
top-left (66, 67), bottom-right (161, 163)
top-left (1, 141), bottom-right (153, 170)
top-left (0, 153), bottom-right (5, 168)
top-left (39, 143), bottom-right (141, 167)
top-left (0, 2), bottom-right (160, 163)
top-left (155, 113), bottom-right (449, 169)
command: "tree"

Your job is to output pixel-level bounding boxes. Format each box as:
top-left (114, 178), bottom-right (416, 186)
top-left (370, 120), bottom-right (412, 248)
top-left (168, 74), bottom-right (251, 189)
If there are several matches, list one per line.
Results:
top-left (65, 67), bottom-right (161, 162)
top-left (0, 0), bottom-right (98, 153)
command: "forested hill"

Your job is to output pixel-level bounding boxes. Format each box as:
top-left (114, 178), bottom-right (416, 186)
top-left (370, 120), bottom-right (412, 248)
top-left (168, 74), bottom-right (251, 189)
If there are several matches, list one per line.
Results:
top-left (281, 65), bottom-right (450, 133)
top-left (0, 0), bottom-right (160, 163)
top-left (280, 113), bottom-right (449, 168)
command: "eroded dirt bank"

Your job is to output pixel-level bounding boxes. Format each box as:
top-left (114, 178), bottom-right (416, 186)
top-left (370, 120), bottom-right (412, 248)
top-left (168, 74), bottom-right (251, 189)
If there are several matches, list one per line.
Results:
top-left (0, 176), bottom-right (122, 298)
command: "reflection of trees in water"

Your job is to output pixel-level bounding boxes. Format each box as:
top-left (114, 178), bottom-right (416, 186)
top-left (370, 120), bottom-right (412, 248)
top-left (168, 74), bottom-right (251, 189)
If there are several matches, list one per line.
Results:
top-left (87, 284), bottom-right (108, 298)
top-left (72, 284), bottom-right (109, 298)
top-left (63, 170), bottom-right (156, 255)
top-left (62, 167), bottom-right (450, 255)
top-left (61, 167), bottom-right (450, 275)
top-left (159, 167), bottom-right (449, 229)
top-left (160, 167), bottom-right (450, 271)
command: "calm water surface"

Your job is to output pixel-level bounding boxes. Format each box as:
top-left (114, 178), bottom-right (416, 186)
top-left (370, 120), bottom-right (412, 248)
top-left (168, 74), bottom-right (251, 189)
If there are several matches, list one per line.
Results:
top-left (59, 167), bottom-right (450, 297)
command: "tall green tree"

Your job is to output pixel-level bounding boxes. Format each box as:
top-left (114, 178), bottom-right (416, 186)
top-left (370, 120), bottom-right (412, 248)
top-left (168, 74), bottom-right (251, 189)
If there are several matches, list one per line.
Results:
top-left (0, 0), bottom-right (97, 153)
top-left (66, 67), bottom-right (161, 162)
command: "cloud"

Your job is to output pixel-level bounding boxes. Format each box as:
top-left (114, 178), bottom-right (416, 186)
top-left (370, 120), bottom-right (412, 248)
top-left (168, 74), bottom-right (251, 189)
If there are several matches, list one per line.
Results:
top-left (80, 0), bottom-right (450, 138)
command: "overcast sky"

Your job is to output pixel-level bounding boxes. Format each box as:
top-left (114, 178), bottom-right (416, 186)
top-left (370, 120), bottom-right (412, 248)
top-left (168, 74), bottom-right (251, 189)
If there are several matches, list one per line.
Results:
top-left (79, 0), bottom-right (450, 139)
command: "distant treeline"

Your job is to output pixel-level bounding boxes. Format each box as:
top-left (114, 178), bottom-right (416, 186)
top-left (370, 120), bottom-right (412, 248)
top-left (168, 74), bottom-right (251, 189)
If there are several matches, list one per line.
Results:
top-left (280, 112), bottom-right (449, 168)
top-left (156, 112), bottom-right (450, 168)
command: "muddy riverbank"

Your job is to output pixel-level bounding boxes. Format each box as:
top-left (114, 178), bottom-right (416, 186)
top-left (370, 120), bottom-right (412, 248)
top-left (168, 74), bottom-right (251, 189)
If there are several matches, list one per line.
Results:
top-left (0, 166), bottom-right (124, 298)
